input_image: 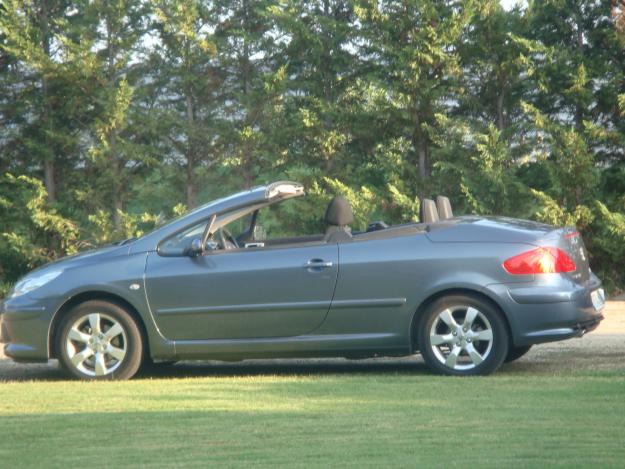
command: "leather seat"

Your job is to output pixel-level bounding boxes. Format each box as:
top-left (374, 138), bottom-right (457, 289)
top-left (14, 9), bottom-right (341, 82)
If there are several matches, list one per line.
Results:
top-left (324, 196), bottom-right (353, 242)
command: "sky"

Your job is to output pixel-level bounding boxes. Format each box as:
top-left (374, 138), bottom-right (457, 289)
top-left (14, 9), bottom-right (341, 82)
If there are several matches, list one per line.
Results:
top-left (501, 0), bottom-right (527, 10)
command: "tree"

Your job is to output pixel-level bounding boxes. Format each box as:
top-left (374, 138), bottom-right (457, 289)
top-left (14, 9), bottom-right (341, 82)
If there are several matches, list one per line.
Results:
top-left (152, 0), bottom-right (220, 208)
top-left (355, 0), bottom-right (476, 200)
top-left (1, 0), bottom-right (625, 295)
top-left (212, 0), bottom-right (285, 188)
top-left (276, 1), bottom-right (359, 176)
top-left (85, 0), bottom-right (151, 229)
top-left (0, 0), bottom-right (91, 203)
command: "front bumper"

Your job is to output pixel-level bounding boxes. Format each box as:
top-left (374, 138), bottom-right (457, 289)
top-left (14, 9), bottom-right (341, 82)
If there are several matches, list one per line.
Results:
top-left (486, 274), bottom-right (605, 347)
top-left (0, 295), bottom-right (58, 362)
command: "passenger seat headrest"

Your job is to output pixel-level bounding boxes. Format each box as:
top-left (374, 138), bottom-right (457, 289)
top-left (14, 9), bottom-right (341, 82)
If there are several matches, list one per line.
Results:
top-left (436, 196), bottom-right (453, 220)
top-left (421, 199), bottom-right (439, 223)
top-left (325, 196), bottom-right (354, 226)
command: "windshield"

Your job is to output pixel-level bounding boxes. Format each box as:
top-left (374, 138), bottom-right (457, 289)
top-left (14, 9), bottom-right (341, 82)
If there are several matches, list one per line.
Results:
top-left (134, 184), bottom-right (305, 244)
top-left (137, 192), bottom-right (239, 240)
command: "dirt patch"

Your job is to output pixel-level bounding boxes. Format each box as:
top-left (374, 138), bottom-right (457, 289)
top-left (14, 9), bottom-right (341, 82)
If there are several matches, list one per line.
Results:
top-left (501, 301), bottom-right (625, 375)
top-left (595, 301), bottom-right (625, 333)
top-left (1, 302), bottom-right (624, 380)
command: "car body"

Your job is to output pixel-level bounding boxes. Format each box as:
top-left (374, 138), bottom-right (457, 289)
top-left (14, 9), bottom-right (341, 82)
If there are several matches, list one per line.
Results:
top-left (0, 181), bottom-right (605, 379)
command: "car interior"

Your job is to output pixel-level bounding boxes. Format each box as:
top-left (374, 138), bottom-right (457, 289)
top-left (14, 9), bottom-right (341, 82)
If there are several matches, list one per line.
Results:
top-left (158, 192), bottom-right (455, 256)
top-left (210, 194), bottom-right (455, 251)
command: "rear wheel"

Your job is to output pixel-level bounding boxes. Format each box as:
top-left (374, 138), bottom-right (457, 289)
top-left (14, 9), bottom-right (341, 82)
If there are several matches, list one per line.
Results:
top-left (417, 294), bottom-right (509, 376)
top-left (505, 345), bottom-right (532, 363)
top-left (56, 300), bottom-right (143, 380)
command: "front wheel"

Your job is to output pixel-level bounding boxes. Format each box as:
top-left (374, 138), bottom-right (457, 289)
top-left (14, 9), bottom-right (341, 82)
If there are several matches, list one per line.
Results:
top-left (417, 295), bottom-right (509, 376)
top-left (56, 300), bottom-right (144, 380)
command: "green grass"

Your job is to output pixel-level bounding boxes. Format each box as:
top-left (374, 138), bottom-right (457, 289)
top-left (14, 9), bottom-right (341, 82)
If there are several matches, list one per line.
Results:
top-left (1, 365), bottom-right (625, 468)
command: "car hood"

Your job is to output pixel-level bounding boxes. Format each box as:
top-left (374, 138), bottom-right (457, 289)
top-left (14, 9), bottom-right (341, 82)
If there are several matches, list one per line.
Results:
top-left (426, 216), bottom-right (557, 244)
top-left (26, 243), bottom-right (132, 276)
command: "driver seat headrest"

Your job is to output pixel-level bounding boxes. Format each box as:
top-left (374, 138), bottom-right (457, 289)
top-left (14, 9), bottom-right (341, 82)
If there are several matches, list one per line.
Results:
top-left (325, 196), bottom-right (354, 227)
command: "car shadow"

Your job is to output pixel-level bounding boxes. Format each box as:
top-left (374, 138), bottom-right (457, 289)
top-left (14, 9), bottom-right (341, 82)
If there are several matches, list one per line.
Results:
top-left (0, 359), bottom-right (66, 382)
top-left (0, 357), bottom-right (430, 382)
top-left (138, 358), bottom-right (430, 379)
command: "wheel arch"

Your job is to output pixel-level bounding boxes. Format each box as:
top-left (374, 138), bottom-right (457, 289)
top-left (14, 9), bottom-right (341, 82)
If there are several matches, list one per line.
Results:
top-left (409, 287), bottom-right (513, 352)
top-left (48, 291), bottom-right (150, 359)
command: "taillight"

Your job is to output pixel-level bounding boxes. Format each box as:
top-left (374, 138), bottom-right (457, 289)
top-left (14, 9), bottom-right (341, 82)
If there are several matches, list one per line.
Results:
top-left (503, 247), bottom-right (576, 275)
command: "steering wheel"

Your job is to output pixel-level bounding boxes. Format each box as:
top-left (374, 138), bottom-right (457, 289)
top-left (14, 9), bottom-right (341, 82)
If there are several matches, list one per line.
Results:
top-left (217, 227), bottom-right (239, 250)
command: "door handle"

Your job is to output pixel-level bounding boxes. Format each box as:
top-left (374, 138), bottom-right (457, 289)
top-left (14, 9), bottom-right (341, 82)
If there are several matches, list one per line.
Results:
top-left (245, 242), bottom-right (265, 248)
top-left (305, 259), bottom-right (333, 268)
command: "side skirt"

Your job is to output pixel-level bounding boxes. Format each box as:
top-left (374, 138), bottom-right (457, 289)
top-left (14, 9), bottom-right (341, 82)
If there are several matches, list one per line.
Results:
top-left (171, 332), bottom-right (410, 361)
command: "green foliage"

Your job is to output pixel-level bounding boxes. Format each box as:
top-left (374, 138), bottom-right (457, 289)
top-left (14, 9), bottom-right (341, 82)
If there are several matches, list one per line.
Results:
top-left (87, 209), bottom-right (161, 246)
top-left (589, 201), bottom-right (625, 292)
top-left (1, 0), bottom-right (625, 294)
top-left (0, 174), bottom-right (80, 282)
top-left (436, 123), bottom-right (530, 216)
top-left (530, 190), bottom-right (594, 228)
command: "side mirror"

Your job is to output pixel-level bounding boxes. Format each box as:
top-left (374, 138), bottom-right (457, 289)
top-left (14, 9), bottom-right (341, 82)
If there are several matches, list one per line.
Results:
top-left (189, 238), bottom-right (204, 256)
top-left (188, 238), bottom-right (219, 256)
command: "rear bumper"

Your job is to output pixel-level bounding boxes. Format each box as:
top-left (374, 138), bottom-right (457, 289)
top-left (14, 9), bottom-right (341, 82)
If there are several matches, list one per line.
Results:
top-left (521, 314), bottom-right (604, 343)
top-left (0, 295), bottom-right (57, 362)
top-left (485, 274), bottom-right (605, 347)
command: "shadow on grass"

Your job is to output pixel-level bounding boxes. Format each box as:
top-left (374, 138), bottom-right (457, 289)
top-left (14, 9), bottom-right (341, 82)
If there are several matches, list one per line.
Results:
top-left (4, 343), bottom-right (618, 382)
top-left (0, 360), bottom-right (66, 382)
top-left (0, 357), bottom-right (432, 382)
top-left (138, 358), bottom-right (430, 380)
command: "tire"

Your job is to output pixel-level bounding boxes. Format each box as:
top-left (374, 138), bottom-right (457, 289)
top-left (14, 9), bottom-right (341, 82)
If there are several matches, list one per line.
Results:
top-left (504, 345), bottom-right (532, 363)
top-left (56, 300), bottom-right (144, 380)
top-left (417, 294), bottom-right (509, 376)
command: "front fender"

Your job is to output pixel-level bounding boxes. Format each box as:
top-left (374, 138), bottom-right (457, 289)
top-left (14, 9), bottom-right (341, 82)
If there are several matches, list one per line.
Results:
top-left (42, 251), bottom-right (174, 359)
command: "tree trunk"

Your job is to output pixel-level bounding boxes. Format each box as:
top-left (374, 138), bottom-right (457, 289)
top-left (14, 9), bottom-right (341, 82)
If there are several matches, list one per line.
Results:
top-left (185, 92), bottom-right (196, 208)
top-left (44, 159), bottom-right (56, 202)
top-left (418, 140), bottom-right (427, 176)
top-left (111, 146), bottom-right (123, 232)
top-left (106, 16), bottom-right (123, 231)
top-left (186, 164), bottom-right (195, 209)
top-left (412, 110), bottom-right (429, 201)
top-left (322, 0), bottom-right (334, 174)
top-left (496, 90), bottom-right (505, 130)
top-left (574, 19), bottom-right (585, 132)
top-left (113, 190), bottom-right (123, 232)
top-left (240, 0), bottom-right (253, 188)
top-left (40, 2), bottom-right (55, 203)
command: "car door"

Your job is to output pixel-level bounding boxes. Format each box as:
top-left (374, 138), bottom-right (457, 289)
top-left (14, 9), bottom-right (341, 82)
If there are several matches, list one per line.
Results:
top-left (315, 231), bottom-right (428, 347)
top-left (144, 242), bottom-right (338, 340)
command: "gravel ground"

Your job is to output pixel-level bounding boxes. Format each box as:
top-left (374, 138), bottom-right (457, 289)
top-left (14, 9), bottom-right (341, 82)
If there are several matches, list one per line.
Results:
top-left (1, 302), bottom-right (623, 381)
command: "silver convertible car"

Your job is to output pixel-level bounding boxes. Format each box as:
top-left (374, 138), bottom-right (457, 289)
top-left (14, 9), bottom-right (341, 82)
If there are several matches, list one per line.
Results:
top-left (0, 181), bottom-right (605, 379)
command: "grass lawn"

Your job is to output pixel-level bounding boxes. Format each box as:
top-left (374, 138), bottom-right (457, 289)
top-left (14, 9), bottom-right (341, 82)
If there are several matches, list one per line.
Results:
top-left (1, 362), bottom-right (624, 468)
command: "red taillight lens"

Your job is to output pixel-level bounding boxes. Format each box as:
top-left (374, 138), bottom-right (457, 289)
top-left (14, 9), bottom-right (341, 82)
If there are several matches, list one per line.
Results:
top-left (503, 247), bottom-right (576, 275)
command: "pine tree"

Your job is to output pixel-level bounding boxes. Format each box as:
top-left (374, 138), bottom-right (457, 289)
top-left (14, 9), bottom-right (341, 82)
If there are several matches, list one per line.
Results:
top-left (212, 0), bottom-right (285, 188)
top-left (519, 1), bottom-right (615, 212)
top-left (433, 1), bottom-right (532, 215)
top-left (355, 0), bottom-right (477, 199)
top-left (0, 0), bottom-right (90, 203)
top-left (151, 0), bottom-right (220, 208)
top-left (85, 0), bottom-right (151, 229)
top-left (276, 1), bottom-right (358, 176)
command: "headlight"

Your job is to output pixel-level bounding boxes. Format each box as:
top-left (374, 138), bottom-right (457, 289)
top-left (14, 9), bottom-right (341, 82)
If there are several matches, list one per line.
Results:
top-left (10, 270), bottom-right (63, 298)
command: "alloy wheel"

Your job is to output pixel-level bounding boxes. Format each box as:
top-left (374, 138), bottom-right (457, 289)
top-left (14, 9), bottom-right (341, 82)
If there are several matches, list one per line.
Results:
top-left (65, 312), bottom-right (127, 377)
top-left (429, 305), bottom-right (494, 371)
